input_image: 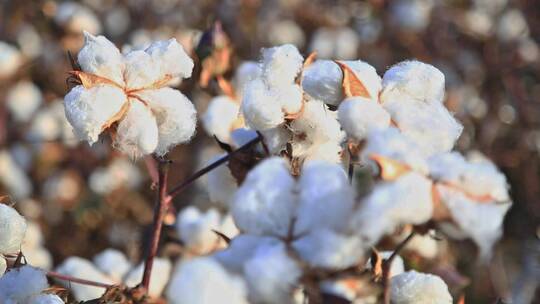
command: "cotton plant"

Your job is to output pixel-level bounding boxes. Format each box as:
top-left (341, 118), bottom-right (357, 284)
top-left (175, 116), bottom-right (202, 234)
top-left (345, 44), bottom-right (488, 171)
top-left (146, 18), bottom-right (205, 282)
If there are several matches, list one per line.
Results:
top-left (63, 32), bottom-right (196, 158)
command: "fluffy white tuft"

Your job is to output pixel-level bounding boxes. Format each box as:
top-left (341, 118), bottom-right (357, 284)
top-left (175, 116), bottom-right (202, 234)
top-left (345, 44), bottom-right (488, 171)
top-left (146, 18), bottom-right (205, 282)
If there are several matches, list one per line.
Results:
top-left (0, 266), bottom-right (49, 303)
top-left (114, 100), bottom-right (158, 158)
top-left (92, 248), bottom-right (132, 283)
top-left (0, 204), bottom-right (27, 255)
top-left (6, 81), bottom-right (43, 123)
top-left (338, 97), bottom-right (391, 140)
top-left (124, 258), bottom-right (171, 298)
top-left (261, 44), bottom-right (304, 88)
top-left (29, 294), bottom-right (65, 304)
top-left (202, 96), bottom-right (241, 143)
top-left (145, 38), bottom-right (194, 80)
top-left (77, 32), bottom-right (124, 84)
top-left (0, 150), bottom-right (33, 199)
top-left (391, 271), bottom-right (452, 304)
top-left (176, 207), bottom-right (221, 254)
top-left (241, 79), bottom-right (284, 130)
top-left (55, 257), bottom-right (115, 301)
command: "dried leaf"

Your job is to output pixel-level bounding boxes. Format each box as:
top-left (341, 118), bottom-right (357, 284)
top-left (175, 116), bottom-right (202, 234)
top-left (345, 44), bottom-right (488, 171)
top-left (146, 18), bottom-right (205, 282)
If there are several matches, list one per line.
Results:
top-left (438, 181), bottom-right (495, 203)
top-left (69, 71), bottom-right (122, 90)
top-left (369, 154), bottom-right (411, 181)
top-left (217, 76), bottom-right (237, 100)
top-left (431, 184), bottom-right (451, 221)
top-left (335, 61), bottom-right (371, 99)
top-left (370, 248), bottom-right (383, 279)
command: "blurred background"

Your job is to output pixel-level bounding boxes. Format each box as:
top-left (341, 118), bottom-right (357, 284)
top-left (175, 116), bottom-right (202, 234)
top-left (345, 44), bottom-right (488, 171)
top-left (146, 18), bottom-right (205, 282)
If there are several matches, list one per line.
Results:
top-left (0, 0), bottom-right (538, 302)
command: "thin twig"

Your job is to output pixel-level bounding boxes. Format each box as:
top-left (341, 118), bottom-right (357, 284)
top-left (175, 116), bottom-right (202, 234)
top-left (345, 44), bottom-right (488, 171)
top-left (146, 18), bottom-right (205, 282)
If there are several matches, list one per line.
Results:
top-left (167, 135), bottom-right (261, 199)
top-left (47, 271), bottom-right (113, 289)
top-left (141, 160), bottom-right (171, 291)
top-left (382, 231), bottom-right (416, 304)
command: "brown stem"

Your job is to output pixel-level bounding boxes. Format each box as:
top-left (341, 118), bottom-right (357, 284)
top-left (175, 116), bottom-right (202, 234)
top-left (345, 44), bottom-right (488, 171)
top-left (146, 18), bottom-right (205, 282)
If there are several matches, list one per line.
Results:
top-left (141, 160), bottom-right (171, 291)
top-left (382, 231), bottom-right (416, 304)
top-left (47, 271), bottom-right (113, 289)
top-left (167, 135), bottom-right (261, 199)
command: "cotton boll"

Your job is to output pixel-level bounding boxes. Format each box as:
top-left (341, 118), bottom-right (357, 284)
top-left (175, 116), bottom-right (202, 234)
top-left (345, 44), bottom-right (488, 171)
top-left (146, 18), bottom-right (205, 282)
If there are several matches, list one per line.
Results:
top-left (361, 128), bottom-right (429, 174)
top-left (383, 98), bottom-right (463, 156)
top-left (6, 81), bottom-right (43, 123)
top-left (0, 204), bottom-right (27, 255)
top-left (404, 233), bottom-right (439, 259)
top-left (0, 266), bottom-right (48, 303)
top-left (351, 172), bottom-right (433, 246)
top-left (338, 98), bottom-right (390, 140)
top-left (29, 294), bottom-right (65, 304)
top-left (0, 150), bottom-right (33, 200)
top-left (77, 32), bottom-right (124, 84)
top-left (55, 2), bottom-right (101, 35)
top-left (303, 141), bottom-right (343, 164)
top-left (167, 257), bottom-right (248, 304)
top-left (244, 242), bottom-right (302, 304)
top-left (55, 257), bottom-right (114, 301)
top-left (0, 42), bottom-right (22, 78)
top-left (145, 38), bottom-right (194, 80)
top-left (366, 251), bottom-right (405, 278)
top-left (391, 271), bottom-right (452, 304)
top-left (294, 161), bottom-right (354, 235)
top-left (273, 84), bottom-right (303, 115)
top-left (259, 127), bottom-right (290, 154)
top-left (290, 99), bottom-right (345, 145)
top-left (64, 85), bottom-right (127, 144)
top-left (261, 44), bottom-right (303, 88)
top-left (93, 249), bottom-right (132, 283)
top-left (140, 88), bottom-right (197, 155)
top-left (124, 258), bottom-right (171, 298)
top-left (292, 228), bottom-right (365, 270)
top-left (301, 60), bottom-right (344, 105)
top-left (202, 96), bottom-right (240, 143)
top-left (123, 50), bottom-right (161, 89)
top-left (234, 61), bottom-right (262, 96)
top-left (390, 0), bottom-right (434, 32)
top-left (176, 207), bottom-right (221, 254)
top-left (207, 155), bottom-right (238, 208)
top-left (497, 9), bottom-right (529, 42)
top-left (241, 79), bottom-right (284, 130)
top-left (114, 100), bottom-right (158, 158)
top-left (232, 157), bottom-right (296, 237)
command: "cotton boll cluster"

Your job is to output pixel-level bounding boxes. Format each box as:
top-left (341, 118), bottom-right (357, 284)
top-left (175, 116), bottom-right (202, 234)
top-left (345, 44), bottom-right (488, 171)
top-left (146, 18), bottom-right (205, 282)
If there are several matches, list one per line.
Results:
top-left (88, 158), bottom-right (143, 194)
top-left (0, 266), bottom-right (64, 304)
top-left (6, 81), bottom-right (43, 123)
top-left (0, 150), bottom-right (33, 200)
top-left (429, 152), bottom-right (512, 257)
top-left (64, 32), bottom-right (196, 158)
top-left (0, 41), bottom-right (23, 78)
top-left (22, 222), bottom-right (53, 270)
top-left (54, 2), bottom-right (102, 35)
top-left (390, 271), bottom-right (452, 304)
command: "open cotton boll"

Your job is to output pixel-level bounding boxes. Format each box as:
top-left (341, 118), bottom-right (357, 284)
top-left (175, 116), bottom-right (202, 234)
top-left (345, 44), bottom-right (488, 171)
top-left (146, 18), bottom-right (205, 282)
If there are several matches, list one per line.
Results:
top-left (145, 38), bottom-right (194, 80)
top-left (361, 128), bottom-right (429, 174)
top-left (167, 257), bottom-right (248, 304)
top-left (6, 81), bottom-right (43, 123)
top-left (55, 257), bottom-right (114, 301)
top-left (77, 32), bottom-right (124, 84)
top-left (261, 44), bottom-right (304, 88)
top-left (273, 84), bottom-right (303, 115)
top-left (291, 99), bottom-right (345, 144)
top-left (124, 258), bottom-right (171, 298)
top-left (0, 42), bottom-right (23, 78)
top-left (0, 150), bottom-right (33, 200)
top-left (234, 61), bottom-right (262, 96)
top-left (383, 98), bottom-right (463, 156)
top-left (64, 85), bottom-right (127, 144)
top-left (202, 96), bottom-right (240, 143)
top-left (29, 294), bottom-right (65, 304)
top-left (0, 266), bottom-right (48, 303)
top-left (176, 207), bottom-right (221, 254)
top-left (428, 152), bottom-right (510, 202)
top-left (338, 97), bottom-right (391, 140)
top-left (244, 242), bottom-right (302, 304)
top-left (351, 172), bottom-right (433, 246)
top-left (366, 251), bottom-right (405, 278)
top-left (259, 127), bottom-right (290, 154)
top-left (93, 249), bottom-right (132, 283)
top-left (55, 2), bottom-right (101, 35)
top-left (232, 157), bottom-right (296, 238)
top-left (241, 79), bottom-right (284, 130)
top-left (303, 141), bottom-right (343, 164)
top-left (435, 185), bottom-right (511, 258)
top-left (292, 228), bottom-right (364, 270)
top-left (137, 88), bottom-right (197, 155)
top-left (123, 50), bottom-right (161, 89)
top-left (214, 234), bottom-right (282, 274)
top-left (207, 155), bottom-right (238, 208)
top-left (391, 271), bottom-right (452, 304)
top-left (0, 204), bottom-right (27, 255)
top-left (381, 60), bottom-right (445, 105)
top-left (114, 100), bottom-right (158, 158)
top-left (294, 161), bottom-right (354, 235)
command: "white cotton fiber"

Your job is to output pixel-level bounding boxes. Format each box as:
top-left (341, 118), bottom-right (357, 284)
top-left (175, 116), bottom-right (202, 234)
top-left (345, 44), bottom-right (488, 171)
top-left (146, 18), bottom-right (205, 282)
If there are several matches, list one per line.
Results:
top-left (273, 84), bottom-right (303, 115)
top-left (241, 79), bottom-right (284, 130)
top-left (231, 157), bottom-right (296, 237)
top-left (338, 97), bottom-right (391, 140)
top-left (0, 150), bottom-right (33, 200)
top-left (77, 32), bottom-right (124, 84)
top-left (139, 88), bottom-right (197, 155)
top-left (290, 99), bottom-right (345, 144)
top-left (114, 100), bottom-right (158, 158)
top-left (123, 50), bottom-right (161, 89)
top-left (93, 248), bottom-right (132, 283)
top-left (64, 84), bottom-right (127, 144)
top-left (303, 141), bottom-right (343, 164)
top-left (124, 258), bottom-right (171, 298)
top-left (294, 161), bottom-right (354, 235)
top-left (167, 257), bottom-right (248, 304)
top-left (0, 266), bottom-right (48, 303)
top-left (261, 44), bottom-right (304, 88)
top-left (55, 257), bottom-right (114, 301)
top-left (176, 207), bottom-right (221, 254)
top-left (391, 271), bottom-right (452, 304)
top-left (259, 127), bottom-right (290, 154)
top-left (202, 96), bottom-right (241, 143)
top-left (0, 204), bottom-right (27, 254)
top-left (0, 41), bottom-right (22, 78)
top-left (234, 61), bottom-right (262, 96)
top-left (145, 38), bottom-right (194, 80)
top-left (6, 81), bottom-right (43, 123)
